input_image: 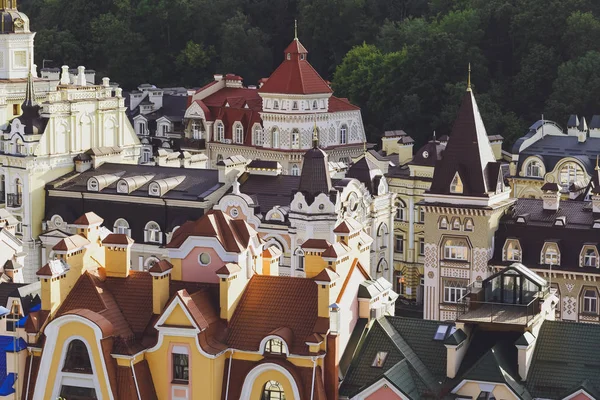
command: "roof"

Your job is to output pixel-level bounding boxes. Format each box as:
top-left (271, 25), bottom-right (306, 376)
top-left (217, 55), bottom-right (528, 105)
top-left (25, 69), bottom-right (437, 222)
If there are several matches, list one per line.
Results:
top-left (430, 89), bottom-right (497, 197)
top-left (167, 210), bottom-right (258, 251)
top-left (36, 259), bottom-right (70, 277)
top-left (526, 320), bottom-right (600, 398)
top-left (333, 218), bottom-right (362, 234)
top-left (227, 275), bottom-right (319, 355)
top-left (259, 39), bottom-right (332, 95)
top-left (102, 234), bottom-right (134, 246)
top-left (237, 172), bottom-right (301, 213)
top-left (340, 316), bottom-right (448, 398)
top-left (247, 160), bottom-right (280, 169)
top-left (73, 212), bottom-right (104, 226)
top-left (358, 278), bottom-right (393, 299)
top-left (148, 259), bottom-right (173, 274)
top-left (301, 238), bottom-right (331, 250)
top-left (346, 157), bottom-right (384, 194)
top-left (52, 234), bottom-right (90, 252)
top-left (410, 140), bottom-right (446, 167)
top-left (298, 146), bottom-right (332, 199)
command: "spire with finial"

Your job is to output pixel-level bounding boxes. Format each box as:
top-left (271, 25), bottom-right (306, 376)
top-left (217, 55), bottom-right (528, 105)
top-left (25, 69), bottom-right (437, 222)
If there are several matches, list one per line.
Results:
top-left (23, 70), bottom-right (36, 108)
top-left (433, 130), bottom-right (436, 142)
top-left (312, 114), bottom-right (319, 148)
top-left (294, 19), bottom-right (298, 40)
top-left (467, 63), bottom-right (472, 92)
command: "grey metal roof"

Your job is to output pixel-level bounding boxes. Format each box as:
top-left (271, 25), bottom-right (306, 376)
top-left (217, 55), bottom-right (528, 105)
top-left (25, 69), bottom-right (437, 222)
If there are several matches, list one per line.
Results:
top-left (358, 278), bottom-right (392, 299)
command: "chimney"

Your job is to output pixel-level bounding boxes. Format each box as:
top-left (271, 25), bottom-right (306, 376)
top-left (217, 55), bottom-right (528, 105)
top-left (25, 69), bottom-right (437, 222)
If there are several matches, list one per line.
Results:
top-left (314, 269), bottom-right (340, 318)
top-left (76, 66), bottom-right (86, 86)
top-left (593, 191), bottom-right (600, 213)
top-left (149, 260), bottom-right (173, 314)
top-left (324, 333), bottom-right (339, 400)
top-left (102, 77), bottom-right (110, 87)
top-left (37, 259), bottom-right (70, 313)
top-left (102, 234), bottom-right (133, 278)
top-left (60, 65), bottom-right (70, 85)
top-left (541, 182), bottom-right (560, 211)
top-left (515, 331), bottom-right (536, 380)
top-left (578, 117), bottom-right (588, 143)
top-left (445, 327), bottom-right (469, 379)
top-left (216, 263), bottom-right (246, 321)
top-left (262, 246), bottom-right (281, 276)
top-left (115, 87), bottom-right (123, 98)
top-left (214, 74), bottom-right (223, 82)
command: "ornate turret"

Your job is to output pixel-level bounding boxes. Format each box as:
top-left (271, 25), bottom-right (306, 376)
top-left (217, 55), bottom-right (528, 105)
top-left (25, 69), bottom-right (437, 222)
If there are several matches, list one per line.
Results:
top-left (0, 0), bottom-right (30, 34)
top-left (17, 72), bottom-right (44, 134)
top-left (0, 0), bottom-right (33, 79)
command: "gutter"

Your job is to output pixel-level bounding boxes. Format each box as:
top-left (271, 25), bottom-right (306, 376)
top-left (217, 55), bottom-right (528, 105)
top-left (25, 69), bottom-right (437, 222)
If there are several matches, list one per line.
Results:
top-left (130, 359), bottom-right (142, 400)
top-left (225, 349), bottom-right (234, 400)
top-left (310, 356), bottom-right (317, 400)
top-left (24, 351), bottom-right (33, 400)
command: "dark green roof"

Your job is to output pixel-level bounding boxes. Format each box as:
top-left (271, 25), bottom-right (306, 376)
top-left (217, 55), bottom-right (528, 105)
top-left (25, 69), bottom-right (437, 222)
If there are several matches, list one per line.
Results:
top-left (339, 318), bottom-right (368, 378)
top-left (358, 277), bottom-right (392, 299)
top-left (444, 328), bottom-right (467, 346)
top-left (339, 316), bottom-right (448, 399)
top-left (526, 320), bottom-right (600, 399)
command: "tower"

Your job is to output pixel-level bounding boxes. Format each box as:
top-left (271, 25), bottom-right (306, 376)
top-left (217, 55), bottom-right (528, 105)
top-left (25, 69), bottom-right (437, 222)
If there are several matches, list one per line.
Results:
top-left (0, 0), bottom-right (35, 79)
top-left (421, 72), bottom-right (515, 321)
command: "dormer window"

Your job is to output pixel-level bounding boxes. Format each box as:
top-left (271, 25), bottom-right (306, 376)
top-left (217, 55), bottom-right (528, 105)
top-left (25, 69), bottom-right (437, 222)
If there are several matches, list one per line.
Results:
top-left (504, 239), bottom-right (522, 262)
top-left (581, 246), bottom-right (599, 267)
top-left (450, 172), bottom-right (463, 194)
top-left (144, 221), bottom-right (162, 244)
top-left (286, 53), bottom-right (291, 60)
top-left (464, 218), bottom-right (474, 232)
top-left (372, 351), bottom-right (388, 367)
top-left (234, 124), bottom-right (243, 144)
top-left (525, 159), bottom-right (543, 178)
top-left (554, 216), bottom-right (566, 227)
top-left (87, 178), bottom-right (99, 192)
top-left (300, 54), bottom-right (305, 61)
top-left (451, 217), bottom-right (461, 231)
top-left (216, 123), bottom-right (225, 142)
top-left (265, 338), bottom-right (285, 355)
top-left (439, 217), bottom-right (448, 229)
top-left (541, 242), bottom-right (560, 265)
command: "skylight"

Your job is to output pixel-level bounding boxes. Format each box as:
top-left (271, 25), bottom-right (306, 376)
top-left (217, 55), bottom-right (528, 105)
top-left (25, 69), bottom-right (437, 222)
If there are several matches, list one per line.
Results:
top-left (371, 351), bottom-right (388, 368)
top-left (434, 325), bottom-right (449, 340)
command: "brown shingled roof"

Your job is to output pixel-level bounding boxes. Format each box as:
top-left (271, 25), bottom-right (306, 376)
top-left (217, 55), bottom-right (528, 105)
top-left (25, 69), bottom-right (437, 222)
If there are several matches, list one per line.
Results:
top-left (301, 238), bottom-right (331, 250)
top-left (72, 212), bottom-right (104, 226)
top-left (215, 263), bottom-right (241, 276)
top-left (148, 259), bottom-right (173, 274)
top-left (313, 267), bottom-right (340, 283)
top-left (227, 275), bottom-right (319, 355)
top-left (333, 218), bottom-right (362, 234)
top-left (167, 210), bottom-right (257, 252)
top-left (102, 234), bottom-right (134, 246)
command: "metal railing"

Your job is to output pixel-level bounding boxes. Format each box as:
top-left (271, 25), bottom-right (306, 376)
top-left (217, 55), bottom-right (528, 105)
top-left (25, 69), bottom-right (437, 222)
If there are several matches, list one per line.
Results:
top-left (6, 194), bottom-right (21, 208)
top-left (455, 297), bottom-right (540, 325)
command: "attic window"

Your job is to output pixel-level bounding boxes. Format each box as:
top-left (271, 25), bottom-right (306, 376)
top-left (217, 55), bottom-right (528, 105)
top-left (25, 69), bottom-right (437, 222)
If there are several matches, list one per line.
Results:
top-left (300, 54), bottom-right (306, 61)
top-left (516, 215), bottom-right (527, 224)
top-left (554, 216), bottom-right (566, 226)
top-left (434, 325), bottom-right (449, 340)
top-left (287, 53), bottom-right (291, 60)
top-left (265, 339), bottom-right (285, 355)
top-left (371, 351), bottom-right (388, 368)
top-left (594, 220), bottom-right (600, 229)
top-left (450, 172), bottom-right (463, 194)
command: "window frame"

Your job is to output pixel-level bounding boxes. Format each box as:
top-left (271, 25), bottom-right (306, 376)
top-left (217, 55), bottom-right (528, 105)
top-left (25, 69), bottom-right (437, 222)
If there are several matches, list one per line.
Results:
top-left (265, 338), bottom-right (285, 355)
top-left (418, 237), bottom-right (425, 256)
top-left (583, 288), bottom-right (598, 314)
top-left (216, 123), bottom-right (225, 142)
top-left (145, 221), bottom-right (162, 244)
top-left (443, 279), bottom-right (467, 303)
top-left (340, 124), bottom-right (348, 145)
top-left (172, 352), bottom-right (189, 384)
top-left (443, 239), bottom-right (469, 261)
top-left (234, 124), bottom-right (244, 144)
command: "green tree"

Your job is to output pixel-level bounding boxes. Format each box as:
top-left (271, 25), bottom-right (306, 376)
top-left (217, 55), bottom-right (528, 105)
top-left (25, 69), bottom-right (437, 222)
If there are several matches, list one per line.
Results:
top-left (562, 11), bottom-right (600, 59)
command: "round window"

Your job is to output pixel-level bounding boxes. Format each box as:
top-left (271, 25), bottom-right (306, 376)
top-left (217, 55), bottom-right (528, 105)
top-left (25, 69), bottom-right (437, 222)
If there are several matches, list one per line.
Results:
top-left (199, 253), bottom-right (211, 266)
top-left (318, 204), bottom-right (325, 210)
top-left (230, 208), bottom-right (239, 218)
top-left (298, 203), bottom-right (303, 209)
top-left (422, 151), bottom-right (429, 159)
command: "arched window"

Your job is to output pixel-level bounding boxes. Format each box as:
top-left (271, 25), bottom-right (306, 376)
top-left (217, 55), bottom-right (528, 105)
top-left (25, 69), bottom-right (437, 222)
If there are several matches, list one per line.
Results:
top-left (235, 124), bottom-right (243, 144)
top-left (439, 217), bottom-right (448, 229)
top-left (272, 128), bottom-right (280, 148)
top-left (113, 218), bottom-right (130, 235)
top-left (451, 218), bottom-right (461, 230)
top-left (191, 120), bottom-right (203, 139)
top-left (525, 160), bottom-right (543, 178)
top-left (265, 338), bottom-right (285, 354)
top-left (63, 340), bottom-right (92, 374)
top-left (377, 223), bottom-right (389, 249)
top-left (216, 154), bottom-right (223, 164)
top-left (340, 124), bottom-right (348, 144)
top-left (216, 123), bottom-right (225, 142)
top-left (443, 239), bottom-right (468, 261)
top-left (273, 100), bottom-right (279, 110)
top-left (292, 101), bottom-right (298, 110)
top-left (464, 218), bottom-right (474, 231)
top-left (291, 164), bottom-right (300, 176)
top-left (254, 127), bottom-right (264, 146)
top-left (291, 128), bottom-right (300, 149)
top-left (559, 162), bottom-right (584, 188)
top-left (395, 201), bottom-right (406, 221)
top-left (312, 100), bottom-right (318, 110)
top-left (145, 221), bottom-right (162, 244)
top-left (144, 256), bottom-right (160, 271)
top-left (376, 258), bottom-right (389, 273)
top-left (294, 247), bottom-right (304, 271)
top-left (583, 248), bottom-right (598, 267)
top-left (504, 240), bottom-right (522, 262)
top-left (262, 380), bottom-right (285, 400)
top-left (142, 147), bottom-right (152, 163)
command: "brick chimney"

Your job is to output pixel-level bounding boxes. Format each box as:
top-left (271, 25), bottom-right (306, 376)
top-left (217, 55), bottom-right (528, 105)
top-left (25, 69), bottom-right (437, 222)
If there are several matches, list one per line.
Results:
top-left (149, 260), bottom-right (173, 314)
top-left (102, 234), bottom-right (133, 278)
top-left (216, 263), bottom-right (246, 321)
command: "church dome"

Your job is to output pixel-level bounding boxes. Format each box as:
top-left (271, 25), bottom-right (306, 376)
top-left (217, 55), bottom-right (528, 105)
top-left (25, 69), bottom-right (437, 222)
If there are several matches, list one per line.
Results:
top-left (0, 1), bottom-right (30, 34)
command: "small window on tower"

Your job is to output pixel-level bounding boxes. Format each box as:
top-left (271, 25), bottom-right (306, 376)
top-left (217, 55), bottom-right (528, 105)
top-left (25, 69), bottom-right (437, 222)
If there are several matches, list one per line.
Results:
top-left (450, 172), bottom-right (463, 194)
top-left (371, 351), bottom-right (388, 368)
top-left (12, 104), bottom-right (20, 116)
top-left (287, 53), bottom-right (291, 60)
top-left (300, 54), bottom-right (306, 61)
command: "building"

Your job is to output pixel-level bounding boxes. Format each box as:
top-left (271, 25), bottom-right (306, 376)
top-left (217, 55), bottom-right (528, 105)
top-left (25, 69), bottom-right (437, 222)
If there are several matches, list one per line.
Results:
top-left (338, 265), bottom-right (600, 400)
top-left (184, 33), bottom-right (367, 173)
top-left (41, 159), bottom-right (243, 271)
top-left (21, 208), bottom-right (396, 399)
top-left (421, 80), bottom-right (515, 321)
top-left (126, 84), bottom-right (190, 163)
top-left (0, 210), bottom-right (24, 284)
top-left (509, 115), bottom-right (600, 199)
top-left (213, 137), bottom-right (396, 281)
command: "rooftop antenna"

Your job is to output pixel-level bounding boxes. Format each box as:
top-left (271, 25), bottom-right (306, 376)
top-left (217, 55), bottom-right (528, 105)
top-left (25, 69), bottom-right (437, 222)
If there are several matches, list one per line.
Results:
top-left (433, 130), bottom-right (436, 142)
top-left (467, 63), bottom-right (472, 92)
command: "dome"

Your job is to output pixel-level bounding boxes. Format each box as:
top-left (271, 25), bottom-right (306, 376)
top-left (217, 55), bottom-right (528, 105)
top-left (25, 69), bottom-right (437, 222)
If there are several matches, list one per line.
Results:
top-left (0, 1), bottom-right (30, 34)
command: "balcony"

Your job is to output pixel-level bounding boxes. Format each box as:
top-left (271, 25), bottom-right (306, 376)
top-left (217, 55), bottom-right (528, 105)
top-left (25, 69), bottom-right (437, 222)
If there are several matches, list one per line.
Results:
top-left (455, 263), bottom-right (552, 327)
top-left (6, 194), bottom-right (22, 208)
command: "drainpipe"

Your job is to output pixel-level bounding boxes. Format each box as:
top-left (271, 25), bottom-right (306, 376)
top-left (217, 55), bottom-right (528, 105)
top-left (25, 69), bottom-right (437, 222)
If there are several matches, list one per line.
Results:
top-left (130, 358), bottom-right (142, 400)
top-left (310, 356), bottom-right (317, 400)
top-left (225, 349), bottom-right (234, 400)
top-left (25, 351), bottom-right (33, 400)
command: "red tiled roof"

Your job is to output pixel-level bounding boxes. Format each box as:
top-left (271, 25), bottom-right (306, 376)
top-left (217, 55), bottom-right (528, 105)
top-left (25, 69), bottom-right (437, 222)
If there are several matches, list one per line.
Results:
top-left (102, 234), bottom-right (134, 246)
top-left (63, 309), bottom-right (115, 337)
top-left (116, 361), bottom-right (158, 400)
top-left (215, 263), bottom-right (241, 276)
top-left (167, 210), bottom-right (257, 252)
top-left (313, 267), bottom-right (340, 283)
top-left (301, 238), bottom-right (331, 250)
top-left (259, 39), bottom-right (332, 95)
top-left (333, 218), bottom-right (362, 234)
top-left (175, 289), bottom-right (209, 330)
top-left (328, 96), bottom-right (360, 112)
top-left (36, 259), bottom-right (69, 277)
top-left (227, 275), bottom-right (319, 355)
top-left (148, 259), bottom-right (173, 274)
top-left (322, 242), bottom-right (350, 259)
top-left (73, 212), bottom-right (104, 226)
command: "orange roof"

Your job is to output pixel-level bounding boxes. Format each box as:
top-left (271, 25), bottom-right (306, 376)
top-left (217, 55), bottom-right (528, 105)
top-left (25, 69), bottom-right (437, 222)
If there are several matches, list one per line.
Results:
top-left (259, 39), bottom-right (332, 95)
top-left (52, 234), bottom-right (90, 251)
top-left (167, 210), bottom-right (257, 252)
top-left (227, 275), bottom-right (319, 355)
top-left (73, 212), bottom-right (104, 226)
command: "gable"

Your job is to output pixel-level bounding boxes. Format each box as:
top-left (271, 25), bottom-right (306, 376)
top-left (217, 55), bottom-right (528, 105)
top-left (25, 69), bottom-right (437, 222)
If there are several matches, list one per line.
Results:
top-left (162, 301), bottom-right (195, 328)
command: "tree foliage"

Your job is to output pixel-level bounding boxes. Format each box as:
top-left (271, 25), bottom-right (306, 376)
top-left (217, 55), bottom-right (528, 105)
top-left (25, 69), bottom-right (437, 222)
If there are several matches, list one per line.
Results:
top-left (19, 0), bottom-right (600, 147)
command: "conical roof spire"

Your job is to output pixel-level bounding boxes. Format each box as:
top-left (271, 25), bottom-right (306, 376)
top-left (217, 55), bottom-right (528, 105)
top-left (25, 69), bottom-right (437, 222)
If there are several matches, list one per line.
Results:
top-left (23, 71), bottom-right (36, 108)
